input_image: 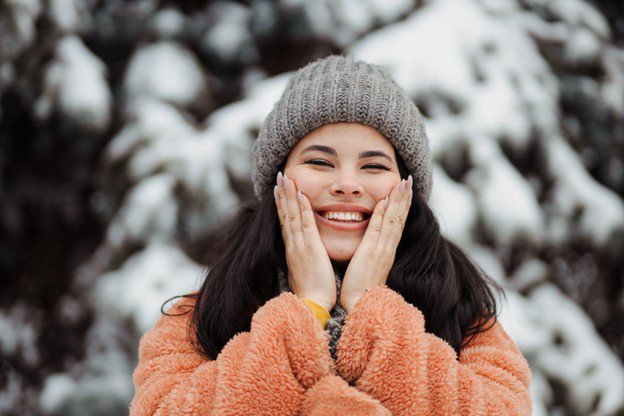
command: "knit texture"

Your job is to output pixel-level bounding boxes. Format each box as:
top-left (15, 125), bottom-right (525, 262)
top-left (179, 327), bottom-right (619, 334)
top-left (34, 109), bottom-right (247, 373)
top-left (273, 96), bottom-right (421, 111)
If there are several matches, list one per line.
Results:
top-left (251, 54), bottom-right (433, 202)
top-left (277, 267), bottom-right (346, 361)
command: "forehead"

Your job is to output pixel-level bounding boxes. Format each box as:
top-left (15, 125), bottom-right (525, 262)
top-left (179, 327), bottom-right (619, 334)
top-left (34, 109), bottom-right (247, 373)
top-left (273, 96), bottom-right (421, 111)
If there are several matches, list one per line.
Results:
top-left (291, 122), bottom-right (395, 155)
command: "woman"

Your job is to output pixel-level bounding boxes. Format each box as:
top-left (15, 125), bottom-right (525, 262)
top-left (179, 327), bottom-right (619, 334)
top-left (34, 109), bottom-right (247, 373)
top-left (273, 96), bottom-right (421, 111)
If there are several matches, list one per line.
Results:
top-left (129, 55), bottom-right (532, 415)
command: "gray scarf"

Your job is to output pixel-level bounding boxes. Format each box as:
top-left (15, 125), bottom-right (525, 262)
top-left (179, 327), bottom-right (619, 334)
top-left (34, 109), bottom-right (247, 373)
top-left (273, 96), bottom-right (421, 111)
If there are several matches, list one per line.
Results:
top-left (277, 268), bottom-right (347, 361)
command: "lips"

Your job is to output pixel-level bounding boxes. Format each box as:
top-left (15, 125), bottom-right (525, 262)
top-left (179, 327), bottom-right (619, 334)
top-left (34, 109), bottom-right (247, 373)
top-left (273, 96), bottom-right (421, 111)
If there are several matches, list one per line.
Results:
top-left (315, 203), bottom-right (372, 215)
top-left (314, 211), bottom-right (371, 231)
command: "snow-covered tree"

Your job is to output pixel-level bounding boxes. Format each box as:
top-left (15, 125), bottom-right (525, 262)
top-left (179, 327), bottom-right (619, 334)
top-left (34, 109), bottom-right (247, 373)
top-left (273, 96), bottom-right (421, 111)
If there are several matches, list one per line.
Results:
top-left (1, 0), bottom-right (623, 414)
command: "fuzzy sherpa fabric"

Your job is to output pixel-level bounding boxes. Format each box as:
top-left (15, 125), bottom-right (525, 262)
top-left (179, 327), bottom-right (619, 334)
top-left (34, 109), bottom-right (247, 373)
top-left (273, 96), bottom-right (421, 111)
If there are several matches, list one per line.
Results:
top-left (276, 266), bottom-right (346, 362)
top-left (251, 54), bottom-right (433, 203)
top-left (129, 286), bottom-right (532, 416)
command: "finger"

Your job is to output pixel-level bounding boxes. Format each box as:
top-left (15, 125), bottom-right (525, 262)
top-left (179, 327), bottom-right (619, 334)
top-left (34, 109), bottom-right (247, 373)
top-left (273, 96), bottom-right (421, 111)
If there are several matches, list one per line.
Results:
top-left (394, 175), bottom-right (412, 215)
top-left (283, 175), bottom-right (305, 248)
top-left (359, 196), bottom-right (388, 247)
top-left (393, 175), bottom-right (413, 238)
top-left (298, 190), bottom-right (322, 244)
top-left (276, 173), bottom-right (293, 247)
top-left (378, 179), bottom-right (405, 247)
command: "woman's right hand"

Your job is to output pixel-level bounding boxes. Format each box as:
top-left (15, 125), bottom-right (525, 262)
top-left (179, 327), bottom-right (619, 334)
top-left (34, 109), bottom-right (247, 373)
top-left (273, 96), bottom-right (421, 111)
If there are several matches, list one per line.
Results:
top-left (275, 171), bottom-right (336, 313)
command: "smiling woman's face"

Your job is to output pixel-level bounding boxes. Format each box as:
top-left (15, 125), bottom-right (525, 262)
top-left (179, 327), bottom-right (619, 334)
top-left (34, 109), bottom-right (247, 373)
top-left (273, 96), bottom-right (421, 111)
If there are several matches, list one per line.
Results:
top-left (283, 122), bottom-right (402, 265)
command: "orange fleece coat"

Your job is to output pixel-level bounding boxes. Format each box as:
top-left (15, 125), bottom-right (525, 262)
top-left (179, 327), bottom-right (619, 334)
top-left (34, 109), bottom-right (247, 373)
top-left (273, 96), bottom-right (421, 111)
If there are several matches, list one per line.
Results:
top-left (129, 285), bottom-right (532, 415)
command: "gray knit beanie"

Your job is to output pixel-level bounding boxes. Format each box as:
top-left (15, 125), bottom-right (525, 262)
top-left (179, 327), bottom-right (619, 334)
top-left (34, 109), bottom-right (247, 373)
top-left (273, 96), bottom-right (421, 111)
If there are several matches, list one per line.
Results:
top-left (251, 54), bottom-right (433, 202)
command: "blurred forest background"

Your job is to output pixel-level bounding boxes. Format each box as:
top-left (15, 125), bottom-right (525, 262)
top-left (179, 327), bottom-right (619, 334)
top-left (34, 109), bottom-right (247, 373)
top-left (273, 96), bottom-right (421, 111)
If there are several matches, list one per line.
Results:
top-left (1, 0), bottom-right (623, 415)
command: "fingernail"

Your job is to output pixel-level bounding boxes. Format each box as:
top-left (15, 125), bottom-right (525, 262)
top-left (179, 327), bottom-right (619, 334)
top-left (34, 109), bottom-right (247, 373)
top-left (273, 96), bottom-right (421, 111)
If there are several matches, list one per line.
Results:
top-left (277, 171), bottom-right (283, 188)
top-left (274, 185), bottom-right (279, 201)
top-left (283, 174), bottom-right (290, 190)
top-left (408, 175), bottom-right (413, 189)
top-left (399, 179), bottom-right (406, 194)
top-left (297, 190), bottom-right (303, 202)
top-left (384, 195), bottom-right (389, 207)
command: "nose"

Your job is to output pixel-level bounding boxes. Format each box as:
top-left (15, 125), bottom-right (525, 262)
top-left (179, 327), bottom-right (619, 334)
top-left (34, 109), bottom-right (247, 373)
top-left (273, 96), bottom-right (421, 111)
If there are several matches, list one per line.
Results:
top-left (330, 176), bottom-right (364, 196)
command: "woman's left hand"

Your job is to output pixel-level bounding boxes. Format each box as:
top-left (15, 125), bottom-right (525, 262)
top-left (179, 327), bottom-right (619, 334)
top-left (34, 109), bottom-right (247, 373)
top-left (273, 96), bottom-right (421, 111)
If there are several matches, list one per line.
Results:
top-left (340, 175), bottom-right (413, 314)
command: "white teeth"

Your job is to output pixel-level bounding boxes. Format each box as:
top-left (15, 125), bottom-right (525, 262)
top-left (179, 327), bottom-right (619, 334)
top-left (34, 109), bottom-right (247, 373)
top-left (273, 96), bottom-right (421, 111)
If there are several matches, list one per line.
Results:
top-left (321, 211), bottom-right (365, 222)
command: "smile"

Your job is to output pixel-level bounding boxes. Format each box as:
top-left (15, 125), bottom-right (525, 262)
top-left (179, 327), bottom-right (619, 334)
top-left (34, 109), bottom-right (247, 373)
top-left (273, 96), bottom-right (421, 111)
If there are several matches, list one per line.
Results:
top-left (314, 211), bottom-right (371, 231)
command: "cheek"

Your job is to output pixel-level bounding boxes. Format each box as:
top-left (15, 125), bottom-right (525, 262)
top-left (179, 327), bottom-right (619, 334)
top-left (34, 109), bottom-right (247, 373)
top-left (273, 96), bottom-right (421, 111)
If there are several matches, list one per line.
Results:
top-left (294, 178), bottom-right (318, 195)
top-left (384, 173), bottom-right (403, 193)
top-left (286, 173), bottom-right (323, 201)
top-left (370, 181), bottom-right (395, 202)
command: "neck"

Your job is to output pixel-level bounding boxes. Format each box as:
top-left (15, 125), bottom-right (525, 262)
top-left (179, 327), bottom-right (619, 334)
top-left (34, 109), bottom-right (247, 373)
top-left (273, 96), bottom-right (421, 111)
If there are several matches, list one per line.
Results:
top-left (331, 259), bottom-right (349, 276)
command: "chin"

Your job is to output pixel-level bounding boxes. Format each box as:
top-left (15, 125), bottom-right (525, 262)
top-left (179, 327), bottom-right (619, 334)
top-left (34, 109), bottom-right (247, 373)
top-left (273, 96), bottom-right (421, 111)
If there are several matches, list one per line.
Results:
top-left (329, 253), bottom-right (353, 263)
top-left (323, 240), bottom-right (358, 263)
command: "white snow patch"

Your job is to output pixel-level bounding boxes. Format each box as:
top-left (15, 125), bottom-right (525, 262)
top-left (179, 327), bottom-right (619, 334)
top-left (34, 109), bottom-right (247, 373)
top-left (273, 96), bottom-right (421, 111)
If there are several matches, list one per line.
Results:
top-left (37, 36), bottom-right (112, 132)
top-left (429, 165), bottom-right (478, 244)
top-left (49, 0), bottom-right (84, 32)
top-left (150, 8), bottom-right (186, 38)
top-left (93, 242), bottom-right (202, 333)
top-left (0, 302), bottom-right (41, 367)
top-left (203, 2), bottom-right (258, 64)
top-left (3, 0), bottom-right (42, 52)
top-left (466, 139), bottom-right (545, 246)
top-left (105, 173), bottom-right (179, 248)
top-left (39, 374), bottom-right (76, 412)
top-left (349, 0), bottom-right (557, 149)
top-left (548, 0), bottom-right (611, 39)
top-left (123, 41), bottom-right (206, 107)
top-left (530, 283), bottom-right (624, 414)
top-left (547, 137), bottom-right (624, 245)
top-left (280, 0), bottom-right (415, 47)
top-left (106, 99), bottom-right (196, 163)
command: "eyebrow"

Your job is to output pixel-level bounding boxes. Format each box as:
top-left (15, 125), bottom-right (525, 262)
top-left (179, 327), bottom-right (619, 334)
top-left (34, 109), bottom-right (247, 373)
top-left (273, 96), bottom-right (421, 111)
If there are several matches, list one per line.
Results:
top-left (300, 145), bottom-right (393, 163)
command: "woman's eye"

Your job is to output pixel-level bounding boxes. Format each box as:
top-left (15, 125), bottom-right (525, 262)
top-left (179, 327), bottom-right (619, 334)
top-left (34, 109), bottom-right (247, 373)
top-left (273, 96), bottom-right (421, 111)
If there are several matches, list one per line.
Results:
top-left (363, 164), bottom-right (389, 171)
top-left (305, 160), bottom-right (332, 167)
top-left (304, 160), bottom-right (389, 171)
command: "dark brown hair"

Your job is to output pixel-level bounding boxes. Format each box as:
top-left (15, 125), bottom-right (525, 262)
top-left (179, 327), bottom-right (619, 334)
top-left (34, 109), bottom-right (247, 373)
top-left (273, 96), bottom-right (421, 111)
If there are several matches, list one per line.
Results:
top-left (163, 154), bottom-right (504, 360)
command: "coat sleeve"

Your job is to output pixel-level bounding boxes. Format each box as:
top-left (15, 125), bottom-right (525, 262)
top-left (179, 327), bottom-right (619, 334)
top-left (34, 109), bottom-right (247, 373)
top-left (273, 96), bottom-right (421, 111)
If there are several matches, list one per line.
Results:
top-left (129, 292), bottom-right (337, 416)
top-left (334, 285), bottom-right (533, 416)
